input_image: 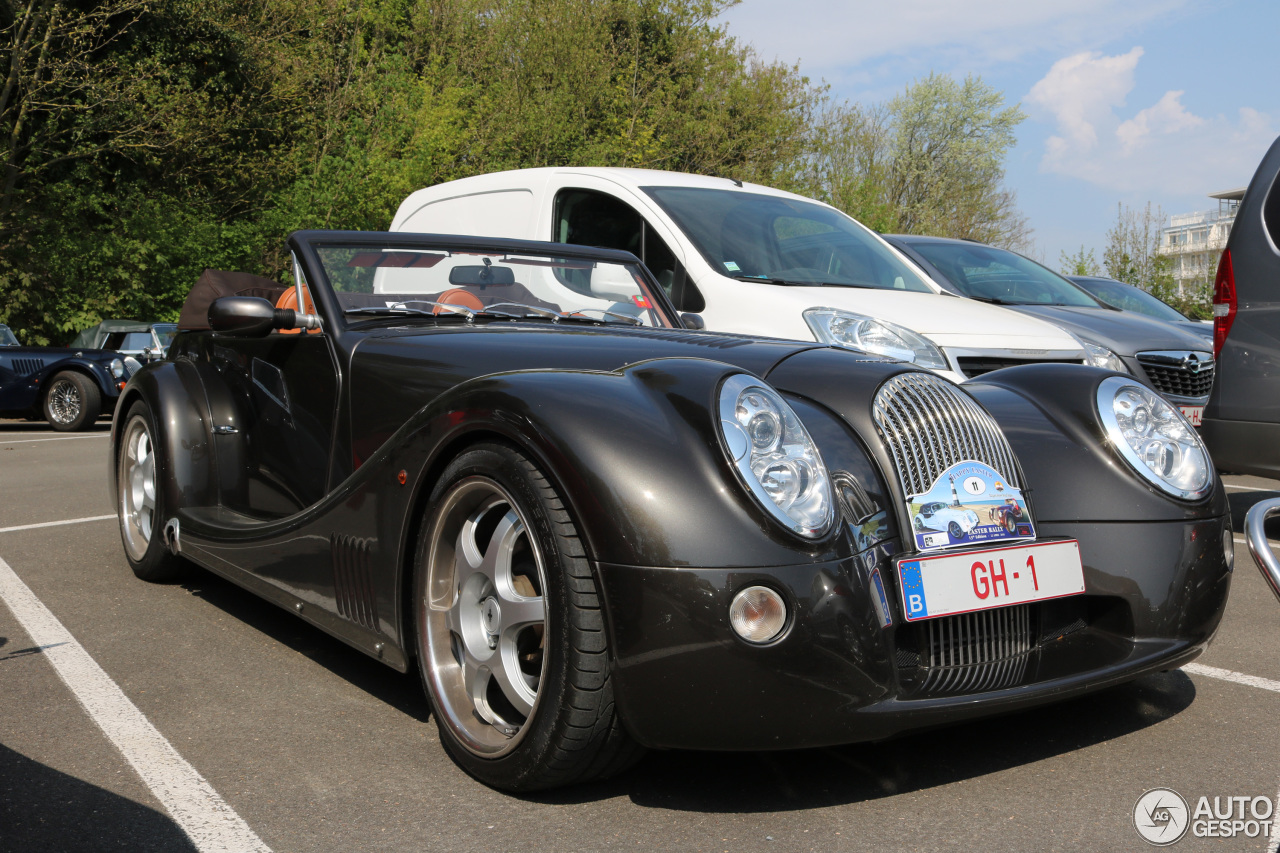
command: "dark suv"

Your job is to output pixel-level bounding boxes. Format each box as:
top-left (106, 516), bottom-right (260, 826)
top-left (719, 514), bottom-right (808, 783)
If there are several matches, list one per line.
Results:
top-left (1202, 134), bottom-right (1280, 476)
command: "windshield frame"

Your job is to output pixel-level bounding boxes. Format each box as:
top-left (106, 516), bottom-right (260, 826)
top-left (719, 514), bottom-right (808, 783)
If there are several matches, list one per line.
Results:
top-left (0, 325), bottom-right (17, 347)
top-left (641, 186), bottom-right (937, 293)
top-left (291, 231), bottom-right (682, 335)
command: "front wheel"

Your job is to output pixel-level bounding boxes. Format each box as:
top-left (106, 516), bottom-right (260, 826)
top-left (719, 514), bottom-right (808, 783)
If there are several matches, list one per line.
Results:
top-left (117, 402), bottom-right (185, 582)
top-left (948, 520), bottom-right (965, 540)
top-left (44, 371), bottom-right (100, 431)
top-left (414, 443), bottom-right (641, 791)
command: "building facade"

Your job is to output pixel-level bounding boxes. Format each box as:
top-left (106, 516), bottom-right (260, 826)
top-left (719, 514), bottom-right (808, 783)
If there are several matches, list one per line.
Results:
top-left (1158, 188), bottom-right (1244, 296)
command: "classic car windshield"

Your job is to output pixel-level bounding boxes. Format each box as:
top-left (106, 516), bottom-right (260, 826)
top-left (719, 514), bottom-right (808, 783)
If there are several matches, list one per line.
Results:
top-left (0, 325), bottom-right (17, 346)
top-left (908, 242), bottom-right (1099, 307)
top-left (642, 186), bottom-right (933, 292)
top-left (316, 244), bottom-right (673, 328)
top-left (153, 323), bottom-right (178, 348)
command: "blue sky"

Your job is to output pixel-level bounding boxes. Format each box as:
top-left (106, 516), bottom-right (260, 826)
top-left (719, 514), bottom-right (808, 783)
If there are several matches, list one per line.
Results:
top-left (716, 0), bottom-right (1279, 266)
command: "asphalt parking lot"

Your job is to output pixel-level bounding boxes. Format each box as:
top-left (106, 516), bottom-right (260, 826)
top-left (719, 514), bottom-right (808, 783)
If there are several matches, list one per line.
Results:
top-left (1, 419), bottom-right (1278, 853)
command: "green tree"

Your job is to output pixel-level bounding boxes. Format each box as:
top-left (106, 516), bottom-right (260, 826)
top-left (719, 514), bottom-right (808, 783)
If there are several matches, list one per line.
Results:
top-left (797, 73), bottom-right (1030, 249)
top-left (1060, 245), bottom-right (1101, 276)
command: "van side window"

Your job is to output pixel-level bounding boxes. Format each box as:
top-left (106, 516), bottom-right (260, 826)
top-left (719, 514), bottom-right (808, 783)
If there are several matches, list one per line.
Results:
top-left (554, 188), bottom-right (703, 312)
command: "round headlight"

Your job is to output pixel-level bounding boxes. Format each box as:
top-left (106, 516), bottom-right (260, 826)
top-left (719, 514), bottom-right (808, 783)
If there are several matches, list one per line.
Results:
top-left (718, 374), bottom-right (834, 537)
top-left (1096, 376), bottom-right (1211, 500)
top-left (109, 358), bottom-right (126, 379)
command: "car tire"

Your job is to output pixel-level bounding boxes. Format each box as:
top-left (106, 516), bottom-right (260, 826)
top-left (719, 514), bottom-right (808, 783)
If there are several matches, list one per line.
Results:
top-left (1003, 513), bottom-right (1017, 534)
top-left (414, 442), bottom-right (643, 791)
top-left (43, 371), bottom-right (100, 431)
top-left (948, 521), bottom-right (965, 540)
top-left (116, 401), bottom-right (186, 582)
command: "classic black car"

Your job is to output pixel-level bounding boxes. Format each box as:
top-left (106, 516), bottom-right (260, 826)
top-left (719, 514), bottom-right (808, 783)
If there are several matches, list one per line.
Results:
top-left (1, 329), bottom-right (138, 429)
top-left (109, 231), bottom-right (1232, 792)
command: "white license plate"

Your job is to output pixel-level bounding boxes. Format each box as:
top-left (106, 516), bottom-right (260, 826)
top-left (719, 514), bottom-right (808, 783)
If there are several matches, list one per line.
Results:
top-left (1180, 405), bottom-right (1204, 426)
top-left (896, 540), bottom-right (1085, 622)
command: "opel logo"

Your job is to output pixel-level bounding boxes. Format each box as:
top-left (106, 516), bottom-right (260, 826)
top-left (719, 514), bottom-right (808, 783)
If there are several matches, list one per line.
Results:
top-left (1182, 354), bottom-right (1201, 374)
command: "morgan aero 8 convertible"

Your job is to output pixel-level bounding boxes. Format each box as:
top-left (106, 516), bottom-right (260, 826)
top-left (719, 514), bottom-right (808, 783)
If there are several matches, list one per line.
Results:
top-left (109, 231), bottom-right (1232, 792)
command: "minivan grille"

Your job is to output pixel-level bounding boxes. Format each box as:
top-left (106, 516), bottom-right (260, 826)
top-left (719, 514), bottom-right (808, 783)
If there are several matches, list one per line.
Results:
top-left (957, 356), bottom-right (1083, 378)
top-left (12, 358), bottom-right (44, 375)
top-left (1136, 352), bottom-right (1215, 400)
top-left (872, 372), bottom-right (1022, 496)
top-left (921, 604), bottom-right (1034, 694)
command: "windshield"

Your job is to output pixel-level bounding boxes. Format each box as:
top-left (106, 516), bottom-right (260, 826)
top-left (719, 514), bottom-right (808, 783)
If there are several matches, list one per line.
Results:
top-left (316, 244), bottom-right (673, 328)
top-left (1070, 278), bottom-right (1188, 322)
top-left (152, 323), bottom-right (178, 347)
top-left (0, 325), bottom-right (17, 346)
top-left (906, 242), bottom-right (1100, 307)
top-left (642, 187), bottom-right (933, 292)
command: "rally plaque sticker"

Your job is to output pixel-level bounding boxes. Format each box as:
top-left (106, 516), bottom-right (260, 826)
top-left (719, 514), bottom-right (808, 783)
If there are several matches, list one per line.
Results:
top-left (907, 460), bottom-right (1034, 552)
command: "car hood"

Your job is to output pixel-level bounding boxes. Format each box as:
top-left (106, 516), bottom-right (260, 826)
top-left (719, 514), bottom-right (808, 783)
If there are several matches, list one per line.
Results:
top-left (758, 286), bottom-right (1082, 351)
top-left (0, 345), bottom-right (117, 362)
top-left (1011, 305), bottom-right (1211, 356)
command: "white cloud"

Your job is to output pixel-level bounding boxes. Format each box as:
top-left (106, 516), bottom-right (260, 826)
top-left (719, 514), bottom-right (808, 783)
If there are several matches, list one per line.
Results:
top-left (1116, 90), bottom-right (1204, 151)
top-left (1026, 48), bottom-right (1144, 152)
top-left (1025, 47), bottom-right (1275, 195)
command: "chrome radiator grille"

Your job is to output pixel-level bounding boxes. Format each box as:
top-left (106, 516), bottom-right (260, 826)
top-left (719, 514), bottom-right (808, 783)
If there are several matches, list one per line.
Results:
top-left (1136, 352), bottom-right (1215, 399)
top-left (872, 372), bottom-right (1022, 496)
top-left (922, 604), bottom-right (1033, 694)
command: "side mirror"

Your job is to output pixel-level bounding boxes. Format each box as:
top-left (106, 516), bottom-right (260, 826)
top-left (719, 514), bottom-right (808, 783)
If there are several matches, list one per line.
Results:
top-left (680, 313), bottom-right (706, 330)
top-left (209, 297), bottom-right (278, 337)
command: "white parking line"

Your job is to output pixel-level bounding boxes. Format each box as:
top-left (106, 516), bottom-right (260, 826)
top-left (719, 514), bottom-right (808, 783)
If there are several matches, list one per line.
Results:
top-left (1182, 662), bottom-right (1280, 694)
top-left (0, 555), bottom-right (271, 852)
top-left (0, 515), bottom-right (116, 535)
top-left (0, 434), bottom-right (110, 445)
top-left (1224, 484), bottom-right (1280, 492)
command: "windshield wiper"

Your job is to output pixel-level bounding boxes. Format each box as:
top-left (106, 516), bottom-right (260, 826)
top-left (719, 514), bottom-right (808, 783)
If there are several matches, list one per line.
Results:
top-left (969, 295), bottom-right (1019, 306)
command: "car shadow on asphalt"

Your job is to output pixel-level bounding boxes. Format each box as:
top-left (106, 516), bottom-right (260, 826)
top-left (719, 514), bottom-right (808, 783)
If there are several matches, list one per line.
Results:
top-left (0, 742), bottom-right (196, 852)
top-left (177, 568), bottom-right (430, 724)
top-left (529, 670), bottom-right (1197, 812)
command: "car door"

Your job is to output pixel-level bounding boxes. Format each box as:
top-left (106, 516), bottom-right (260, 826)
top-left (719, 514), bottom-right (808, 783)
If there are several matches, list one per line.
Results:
top-left (197, 283), bottom-right (340, 519)
top-left (543, 178), bottom-right (705, 313)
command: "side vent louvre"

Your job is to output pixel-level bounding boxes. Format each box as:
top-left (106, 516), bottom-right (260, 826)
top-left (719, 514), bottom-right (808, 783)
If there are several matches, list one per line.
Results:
top-left (13, 358), bottom-right (45, 375)
top-left (331, 534), bottom-right (380, 632)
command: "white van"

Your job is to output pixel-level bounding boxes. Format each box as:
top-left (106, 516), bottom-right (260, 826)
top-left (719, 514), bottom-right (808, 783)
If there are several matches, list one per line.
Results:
top-left (391, 168), bottom-right (1086, 382)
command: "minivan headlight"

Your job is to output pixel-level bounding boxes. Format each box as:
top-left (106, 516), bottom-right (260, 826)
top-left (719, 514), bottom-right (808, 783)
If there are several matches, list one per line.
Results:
top-left (718, 374), bottom-right (834, 538)
top-left (1082, 339), bottom-right (1128, 372)
top-left (1097, 376), bottom-right (1210, 499)
top-left (803, 308), bottom-right (948, 370)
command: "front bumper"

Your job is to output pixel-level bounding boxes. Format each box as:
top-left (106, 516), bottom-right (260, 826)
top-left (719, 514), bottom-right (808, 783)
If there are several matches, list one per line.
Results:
top-left (597, 517), bottom-right (1231, 751)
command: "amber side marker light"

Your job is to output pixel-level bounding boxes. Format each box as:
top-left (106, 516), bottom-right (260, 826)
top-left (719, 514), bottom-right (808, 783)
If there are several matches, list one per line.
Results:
top-left (729, 586), bottom-right (787, 643)
top-left (397, 469), bottom-right (407, 486)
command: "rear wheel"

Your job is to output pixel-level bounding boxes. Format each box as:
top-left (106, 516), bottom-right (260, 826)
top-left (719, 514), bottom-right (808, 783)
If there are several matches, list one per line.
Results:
top-left (44, 371), bottom-right (100, 431)
top-left (117, 402), bottom-right (185, 582)
top-left (414, 443), bottom-right (641, 791)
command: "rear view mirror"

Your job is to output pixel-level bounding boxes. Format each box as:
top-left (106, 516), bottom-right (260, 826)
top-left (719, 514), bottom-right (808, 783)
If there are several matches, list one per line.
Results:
top-left (448, 265), bottom-right (516, 286)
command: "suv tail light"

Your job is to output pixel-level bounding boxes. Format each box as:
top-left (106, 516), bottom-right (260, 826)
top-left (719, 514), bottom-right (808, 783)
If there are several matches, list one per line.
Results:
top-left (1213, 249), bottom-right (1236, 359)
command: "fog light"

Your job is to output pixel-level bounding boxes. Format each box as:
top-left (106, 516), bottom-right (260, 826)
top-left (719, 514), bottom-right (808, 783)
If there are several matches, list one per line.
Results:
top-left (729, 586), bottom-right (787, 643)
top-left (1223, 527), bottom-right (1235, 572)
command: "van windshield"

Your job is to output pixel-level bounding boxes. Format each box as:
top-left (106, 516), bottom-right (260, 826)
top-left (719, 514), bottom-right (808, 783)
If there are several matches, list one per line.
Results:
top-left (642, 187), bottom-right (933, 292)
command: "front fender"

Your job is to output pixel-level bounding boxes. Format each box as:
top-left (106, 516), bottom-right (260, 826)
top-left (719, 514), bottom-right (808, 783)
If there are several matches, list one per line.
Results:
top-left (411, 358), bottom-right (860, 569)
top-left (108, 361), bottom-right (217, 516)
top-left (965, 364), bottom-right (1227, 522)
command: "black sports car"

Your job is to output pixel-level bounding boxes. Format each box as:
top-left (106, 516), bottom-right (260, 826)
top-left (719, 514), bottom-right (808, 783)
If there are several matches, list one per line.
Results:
top-left (109, 231), bottom-right (1233, 792)
top-left (1, 325), bottom-right (139, 430)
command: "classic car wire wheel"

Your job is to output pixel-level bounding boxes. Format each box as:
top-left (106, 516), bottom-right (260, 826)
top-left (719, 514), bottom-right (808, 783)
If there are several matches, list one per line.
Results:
top-left (423, 477), bottom-right (548, 757)
top-left (119, 416), bottom-right (157, 561)
top-left (46, 376), bottom-right (82, 425)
